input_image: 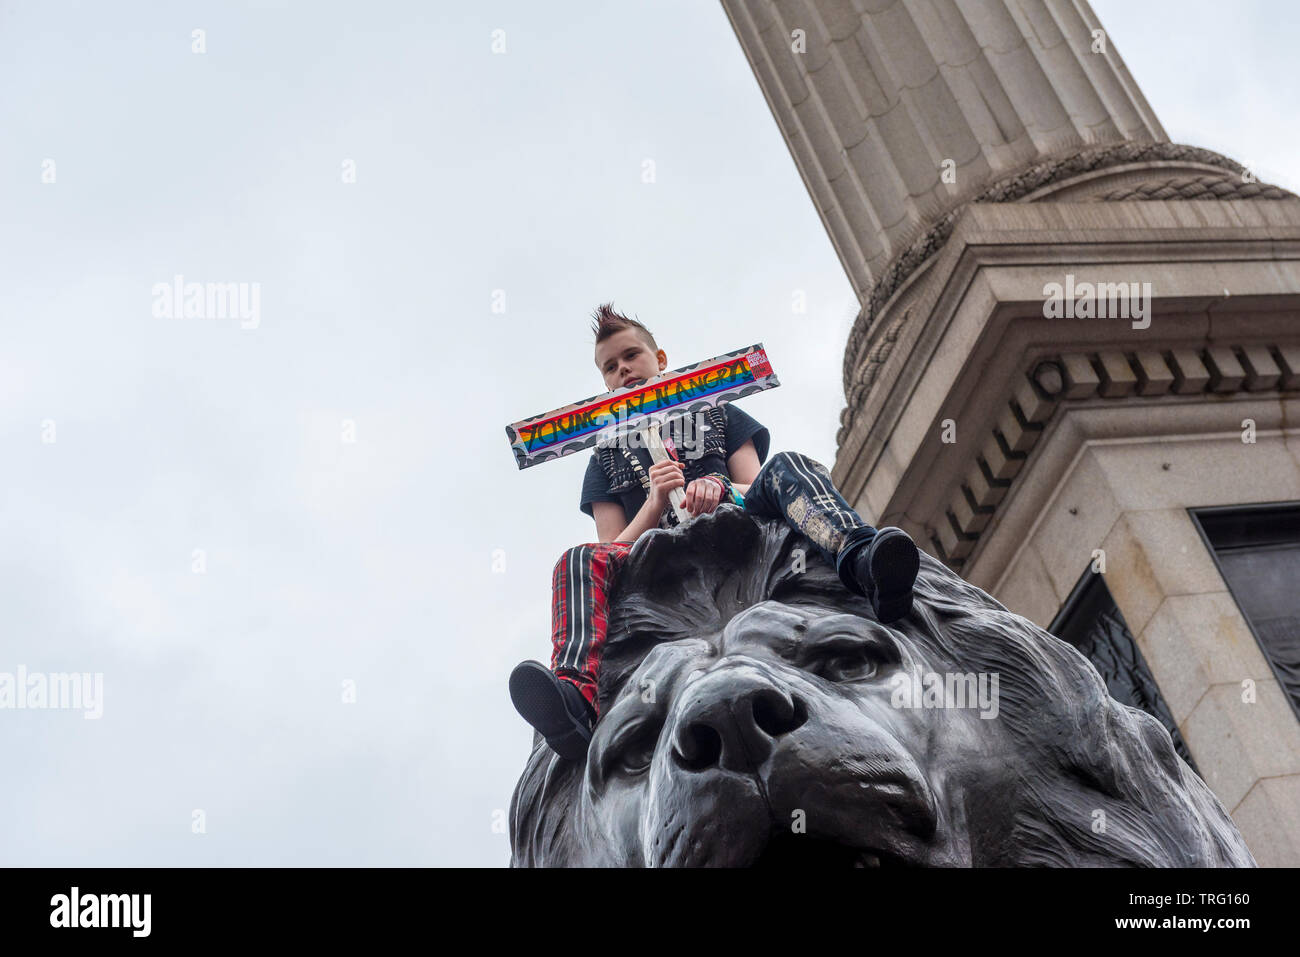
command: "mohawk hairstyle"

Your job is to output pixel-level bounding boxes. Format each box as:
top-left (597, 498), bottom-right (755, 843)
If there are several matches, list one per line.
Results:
top-left (590, 302), bottom-right (657, 349)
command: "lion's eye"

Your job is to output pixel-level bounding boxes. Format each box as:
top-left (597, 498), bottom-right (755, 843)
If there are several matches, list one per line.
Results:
top-left (821, 647), bottom-right (879, 682)
top-left (619, 736), bottom-right (656, 774)
top-left (599, 720), bottom-right (662, 779)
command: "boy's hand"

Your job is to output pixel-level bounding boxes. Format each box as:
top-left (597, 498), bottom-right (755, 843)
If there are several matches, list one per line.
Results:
top-left (682, 476), bottom-right (724, 517)
top-left (647, 459), bottom-right (686, 510)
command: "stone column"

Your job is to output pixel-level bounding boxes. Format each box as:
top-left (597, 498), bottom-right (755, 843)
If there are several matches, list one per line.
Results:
top-left (721, 0), bottom-right (1165, 299)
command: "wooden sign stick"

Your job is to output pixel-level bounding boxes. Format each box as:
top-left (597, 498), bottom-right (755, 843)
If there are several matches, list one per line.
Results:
top-left (641, 424), bottom-right (692, 524)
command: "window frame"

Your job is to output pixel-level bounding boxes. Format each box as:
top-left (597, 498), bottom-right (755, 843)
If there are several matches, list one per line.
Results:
top-left (1189, 501), bottom-right (1300, 727)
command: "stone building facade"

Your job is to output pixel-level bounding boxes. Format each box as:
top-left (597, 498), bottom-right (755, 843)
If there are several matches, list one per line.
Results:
top-left (723, 0), bottom-right (1300, 864)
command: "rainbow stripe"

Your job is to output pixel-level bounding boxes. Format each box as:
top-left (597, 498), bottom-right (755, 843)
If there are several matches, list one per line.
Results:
top-left (505, 344), bottom-right (778, 470)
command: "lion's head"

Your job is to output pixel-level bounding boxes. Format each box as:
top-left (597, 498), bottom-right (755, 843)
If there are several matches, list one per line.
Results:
top-left (509, 508), bottom-right (1254, 867)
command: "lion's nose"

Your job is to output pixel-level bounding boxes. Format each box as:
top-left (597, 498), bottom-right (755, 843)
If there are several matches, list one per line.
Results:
top-left (670, 664), bottom-right (807, 773)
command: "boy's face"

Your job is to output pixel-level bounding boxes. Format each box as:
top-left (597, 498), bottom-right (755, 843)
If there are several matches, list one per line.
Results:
top-left (595, 328), bottom-right (667, 392)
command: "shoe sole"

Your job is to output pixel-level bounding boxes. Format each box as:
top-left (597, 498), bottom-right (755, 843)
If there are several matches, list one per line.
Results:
top-left (508, 662), bottom-right (592, 762)
top-left (869, 530), bottom-right (920, 624)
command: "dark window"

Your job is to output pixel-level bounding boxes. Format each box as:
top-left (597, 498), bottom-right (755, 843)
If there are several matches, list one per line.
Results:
top-left (1191, 503), bottom-right (1300, 726)
top-left (1050, 568), bottom-right (1198, 772)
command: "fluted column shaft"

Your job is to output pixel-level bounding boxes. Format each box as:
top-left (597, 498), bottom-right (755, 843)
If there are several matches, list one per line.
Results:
top-left (722, 0), bottom-right (1166, 300)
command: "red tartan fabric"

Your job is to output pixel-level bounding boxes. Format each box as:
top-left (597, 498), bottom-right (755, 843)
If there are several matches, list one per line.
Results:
top-left (550, 542), bottom-right (634, 717)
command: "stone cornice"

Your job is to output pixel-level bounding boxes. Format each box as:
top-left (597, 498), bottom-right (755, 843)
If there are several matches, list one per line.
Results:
top-left (830, 199), bottom-right (1300, 512)
top-left (839, 143), bottom-right (1297, 450)
top-left (931, 344), bottom-right (1300, 575)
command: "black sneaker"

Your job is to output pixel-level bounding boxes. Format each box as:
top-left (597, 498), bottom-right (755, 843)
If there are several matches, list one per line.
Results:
top-left (847, 527), bottom-right (920, 624)
top-left (509, 661), bottom-right (596, 761)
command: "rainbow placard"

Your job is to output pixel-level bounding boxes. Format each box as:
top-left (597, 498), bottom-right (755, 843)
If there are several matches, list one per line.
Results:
top-left (505, 344), bottom-right (779, 470)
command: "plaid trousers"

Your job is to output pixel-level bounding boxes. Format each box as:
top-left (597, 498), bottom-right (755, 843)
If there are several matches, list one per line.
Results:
top-left (550, 542), bottom-right (634, 717)
top-left (548, 452), bottom-right (878, 718)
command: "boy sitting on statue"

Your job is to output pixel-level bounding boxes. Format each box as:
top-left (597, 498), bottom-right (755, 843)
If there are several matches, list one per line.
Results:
top-left (509, 304), bottom-right (921, 760)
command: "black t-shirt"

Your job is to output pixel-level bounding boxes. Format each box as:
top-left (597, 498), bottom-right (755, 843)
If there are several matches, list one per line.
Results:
top-left (580, 404), bottom-right (770, 525)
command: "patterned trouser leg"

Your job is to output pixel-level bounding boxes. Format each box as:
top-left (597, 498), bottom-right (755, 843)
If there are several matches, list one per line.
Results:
top-left (550, 542), bottom-right (634, 717)
top-left (742, 451), bottom-right (879, 565)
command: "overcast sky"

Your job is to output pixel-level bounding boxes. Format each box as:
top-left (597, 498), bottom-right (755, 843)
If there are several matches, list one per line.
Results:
top-left (2, 1), bottom-right (1296, 867)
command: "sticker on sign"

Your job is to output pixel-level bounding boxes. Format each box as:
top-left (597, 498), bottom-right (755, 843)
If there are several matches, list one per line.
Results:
top-left (745, 349), bottom-right (773, 379)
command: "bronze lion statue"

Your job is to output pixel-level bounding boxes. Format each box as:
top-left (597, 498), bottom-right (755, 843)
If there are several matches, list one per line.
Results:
top-left (509, 508), bottom-right (1255, 867)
